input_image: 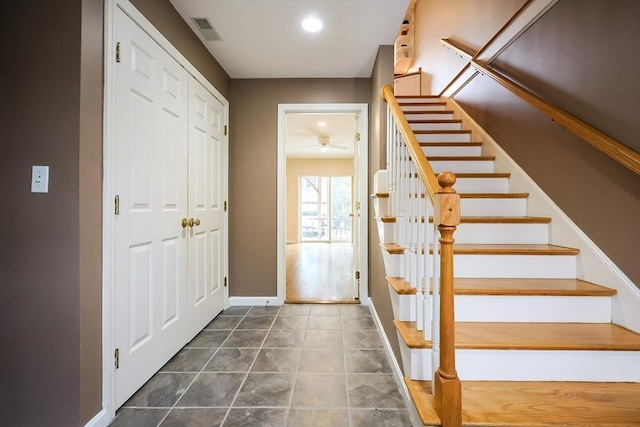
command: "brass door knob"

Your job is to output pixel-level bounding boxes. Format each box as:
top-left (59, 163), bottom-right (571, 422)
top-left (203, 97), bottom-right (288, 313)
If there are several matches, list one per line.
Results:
top-left (181, 218), bottom-right (189, 228)
top-left (187, 218), bottom-right (201, 227)
top-left (193, 218), bottom-right (201, 226)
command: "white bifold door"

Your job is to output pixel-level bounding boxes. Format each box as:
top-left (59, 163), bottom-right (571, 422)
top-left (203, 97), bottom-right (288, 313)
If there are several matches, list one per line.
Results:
top-left (113, 9), bottom-right (227, 408)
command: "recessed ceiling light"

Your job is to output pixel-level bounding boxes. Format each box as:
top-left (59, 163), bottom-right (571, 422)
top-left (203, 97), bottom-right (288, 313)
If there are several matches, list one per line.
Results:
top-left (302, 17), bottom-right (323, 33)
top-left (318, 121), bottom-right (327, 127)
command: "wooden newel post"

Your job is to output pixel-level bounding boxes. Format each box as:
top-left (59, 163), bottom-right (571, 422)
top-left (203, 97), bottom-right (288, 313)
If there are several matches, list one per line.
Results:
top-left (434, 171), bottom-right (462, 427)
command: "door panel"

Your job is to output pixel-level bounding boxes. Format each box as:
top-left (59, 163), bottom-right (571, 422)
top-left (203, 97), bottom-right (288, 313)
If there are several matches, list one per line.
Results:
top-left (187, 76), bottom-right (226, 339)
top-left (114, 8), bottom-right (189, 407)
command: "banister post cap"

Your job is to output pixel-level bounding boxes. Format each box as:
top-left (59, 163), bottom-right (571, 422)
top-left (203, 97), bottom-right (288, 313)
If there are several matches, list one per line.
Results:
top-left (437, 171), bottom-right (457, 193)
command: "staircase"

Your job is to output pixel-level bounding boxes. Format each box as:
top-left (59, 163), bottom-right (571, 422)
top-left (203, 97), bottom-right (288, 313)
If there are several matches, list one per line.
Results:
top-left (375, 94), bottom-right (640, 426)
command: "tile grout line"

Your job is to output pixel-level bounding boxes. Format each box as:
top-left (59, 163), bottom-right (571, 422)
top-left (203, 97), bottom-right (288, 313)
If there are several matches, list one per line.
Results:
top-left (156, 308), bottom-right (252, 427)
top-left (284, 304), bottom-right (310, 426)
top-left (220, 305), bottom-right (283, 426)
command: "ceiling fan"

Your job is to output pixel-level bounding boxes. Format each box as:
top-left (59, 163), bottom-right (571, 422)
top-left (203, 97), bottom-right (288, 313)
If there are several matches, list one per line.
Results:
top-left (300, 136), bottom-right (349, 152)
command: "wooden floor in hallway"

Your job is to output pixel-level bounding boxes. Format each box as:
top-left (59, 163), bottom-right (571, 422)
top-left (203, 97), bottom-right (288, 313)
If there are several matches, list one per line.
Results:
top-left (286, 242), bottom-right (358, 303)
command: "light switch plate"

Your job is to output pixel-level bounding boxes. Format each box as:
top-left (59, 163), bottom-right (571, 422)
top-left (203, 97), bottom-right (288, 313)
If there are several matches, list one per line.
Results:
top-left (31, 165), bottom-right (49, 193)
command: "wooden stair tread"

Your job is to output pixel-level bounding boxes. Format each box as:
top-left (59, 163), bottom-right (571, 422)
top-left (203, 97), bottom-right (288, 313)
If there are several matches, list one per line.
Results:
top-left (452, 278), bottom-right (616, 296)
top-left (395, 321), bottom-right (640, 350)
top-left (387, 277), bottom-right (615, 297)
top-left (378, 216), bottom-right (396, 223)
top-left (455, 172), bottom-right (511, 178)
top-left (403, 109), bottom-right (454, 115)
top-left (415, 130), bottom-right (471, 134)
top-left (409, 119), bottom-right (462, 124)
top-left (428, 156), bottom-right (495, 161)
top-left (444, 244), bottom-right (580, 255)
top-left (372, 192), bottom-right (389, 198)
top-left (406, 379), bottom-right (640, 426)
top-left (386, 276), bottom-right (416, 295)
top-left (455, 322), bottom-right (640, 350)
top-left (420, 142), bottom-right (483, 146)
top-left (396, 95), bottom-right (441, 99)
top-left (394, 321), bottom-right (433, 348)
top-left (459, 192), bottom-right (529, 198)
top-left (382, 243), bottom-right (580, 256)
top-left (428, 216), bottom-right (551, 224)
top-left (399, 102), bottom-right (447, 106)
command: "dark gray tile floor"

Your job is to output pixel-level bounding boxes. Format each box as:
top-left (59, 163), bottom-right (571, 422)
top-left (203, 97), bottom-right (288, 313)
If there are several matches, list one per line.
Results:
top-left (109, 304), bottom-right (413, 427)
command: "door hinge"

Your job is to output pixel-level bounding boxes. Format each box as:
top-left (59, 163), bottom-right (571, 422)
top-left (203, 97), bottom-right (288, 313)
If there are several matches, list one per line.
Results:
top-left (224, 125), bottom-right (227, 136)
top-left (355, 271), bottom-right (360, 280)
top-left (355, 132), bottom-right (361, 142)
top-left (114, 348), bottom-right (120, 369)
top-left (224, 201), bottom-right (227, 212)
top-left (355, 201), bottom-right (361, 210)
top-left (114, 195), bottom-right (120, 215)
top-left (224, 277), bottom-right (227, 287)
top-left (116, 42), bottom-right (121, 63)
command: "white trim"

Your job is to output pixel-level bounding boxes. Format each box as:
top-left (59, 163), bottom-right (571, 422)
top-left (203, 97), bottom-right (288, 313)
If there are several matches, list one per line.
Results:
top-left (276, 103), bottom-right (369, 305)
top-left (102, 0), bottom-right (230, 422)
top-left (228, 296), bottom-right (283, 306)
top-left (369, 301), bottom-right (422, 427)
top-left (83, 408), bottom-right (109, 427)
top-left (447, 97), bottom-right (640, 332)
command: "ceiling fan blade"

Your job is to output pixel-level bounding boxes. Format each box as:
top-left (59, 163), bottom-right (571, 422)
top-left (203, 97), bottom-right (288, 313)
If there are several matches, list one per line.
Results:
top-left (328, 144), bottom-right (349, 150)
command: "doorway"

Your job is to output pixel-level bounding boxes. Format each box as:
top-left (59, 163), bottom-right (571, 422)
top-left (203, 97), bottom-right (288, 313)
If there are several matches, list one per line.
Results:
top-left (276, 104), bottom-right (368, 305)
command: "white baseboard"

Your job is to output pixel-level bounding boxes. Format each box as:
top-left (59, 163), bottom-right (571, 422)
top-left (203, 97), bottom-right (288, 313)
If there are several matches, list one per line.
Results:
top-left (369, 301), bottom-right (422, 427)
top-left (228, 296), bottom-right (284, 306)
top-left (84, 408), bottom-right (109, 427)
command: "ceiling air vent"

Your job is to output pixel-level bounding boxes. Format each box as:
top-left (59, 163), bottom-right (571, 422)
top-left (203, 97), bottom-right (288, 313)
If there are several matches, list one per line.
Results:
top-left (191, 17), bottom-right (222, 41)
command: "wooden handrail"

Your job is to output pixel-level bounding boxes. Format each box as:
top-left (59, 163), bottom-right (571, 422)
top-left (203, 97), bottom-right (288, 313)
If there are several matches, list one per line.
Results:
top-left (441, 38), bottom-right (640, 175)
top-left (381, 84), bottom-right (441, 201)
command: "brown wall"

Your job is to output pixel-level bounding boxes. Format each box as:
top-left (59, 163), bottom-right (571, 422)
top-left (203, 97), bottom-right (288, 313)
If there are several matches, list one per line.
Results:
top-left (413, 0), bottom-right (640, 285)
top-left (1, 1), bottom-right (83, 424)
top-left (369, 45), bottom-right (403, 365)
top-left (130, 0), bottom-right (231, 99)
top-left (1, 0), bottom-right (231, 425)
top-left (229, 79), bottom-right (370, 297)
top-left (79, 0), bottom-right (105, 423)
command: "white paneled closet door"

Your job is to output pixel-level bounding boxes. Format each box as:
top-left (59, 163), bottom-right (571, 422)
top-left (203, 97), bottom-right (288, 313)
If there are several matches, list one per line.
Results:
top-left (186, 76), bottom-right (226, 340)
top-left (113, 8), bottom-right (189, 407)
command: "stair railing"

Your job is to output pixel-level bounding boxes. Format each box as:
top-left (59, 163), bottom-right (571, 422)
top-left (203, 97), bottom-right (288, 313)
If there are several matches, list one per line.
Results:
top-left (382, 84), bottom-right (462, 426)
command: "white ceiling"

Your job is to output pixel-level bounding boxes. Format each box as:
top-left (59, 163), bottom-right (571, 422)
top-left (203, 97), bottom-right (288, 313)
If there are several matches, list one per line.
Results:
top-left (168, 0), bottom-right (409, 158)
top-left (169, 0), bottom-right (410, 79)
top-left (285, 112), bottom-right (358, 159)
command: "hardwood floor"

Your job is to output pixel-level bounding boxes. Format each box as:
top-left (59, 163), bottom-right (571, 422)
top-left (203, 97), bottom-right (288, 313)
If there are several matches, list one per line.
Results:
top-left (285, 242), bottom-right (358, 303)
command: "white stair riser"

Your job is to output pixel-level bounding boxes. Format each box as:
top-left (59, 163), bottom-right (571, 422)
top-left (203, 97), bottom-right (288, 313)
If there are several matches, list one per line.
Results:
top-left (373, 197), bottom-right (390, 217)
top-left (431, 160), bottom-right (494, 173)
top-left (460, 198), bottom-right (527, 216)
top-left (384, 253), bottom-right (576, 278)
top-left (410, 122), bottom-right (462, 131)
top-left (381, 249), bottom-right (403, 277)
top-left (451, 254), bottom-right (577, 278)
top-left (422, 145), bottom-right (482, 157)
top-left (401, 104), bottom-right (447, 112)
top-left (376, 219), bottom-right (396, 243)
top-left (391, 293), bottom-right (610, 323)
top-left (455, 177), bottom-right (510, 193)
top-left (455, 295), bottom-right (612, 323)
top-left (415, 133), bottom-right (471, 143)
top-left (453, 223), bottom-right (549, 244)
top-left (405, 112), bottom-right (454, 120)
top-left (456, 350), bottom-right (640, 382)
top-left (397, 336), bottom-right (433, 381)
top-left (400, 347), bottom-right (640, 382)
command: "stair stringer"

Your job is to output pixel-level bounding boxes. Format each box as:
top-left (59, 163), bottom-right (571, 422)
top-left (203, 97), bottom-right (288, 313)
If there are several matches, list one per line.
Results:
top-left (446, 97), bottom-right (640, 333)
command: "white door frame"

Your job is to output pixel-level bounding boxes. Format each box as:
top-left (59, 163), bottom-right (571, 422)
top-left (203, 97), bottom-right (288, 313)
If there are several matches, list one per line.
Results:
top-left (99, 1), bottom-right (229, 424)
top-left (277, 104), bottom-right (369, 305)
